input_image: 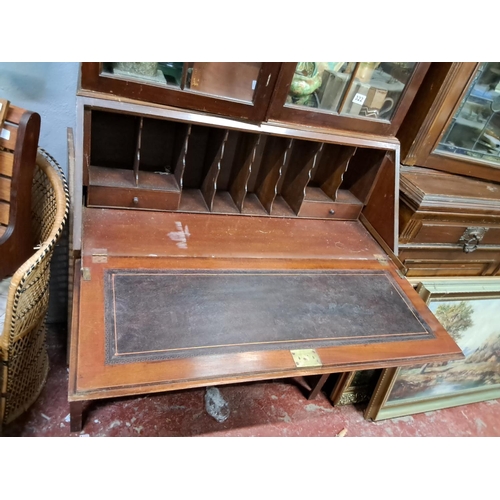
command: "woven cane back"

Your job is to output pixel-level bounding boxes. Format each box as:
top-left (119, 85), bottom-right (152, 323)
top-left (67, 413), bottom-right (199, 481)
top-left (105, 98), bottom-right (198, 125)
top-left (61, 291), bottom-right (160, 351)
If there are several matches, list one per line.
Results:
top-left (0, 149), bottom-right (69, 425)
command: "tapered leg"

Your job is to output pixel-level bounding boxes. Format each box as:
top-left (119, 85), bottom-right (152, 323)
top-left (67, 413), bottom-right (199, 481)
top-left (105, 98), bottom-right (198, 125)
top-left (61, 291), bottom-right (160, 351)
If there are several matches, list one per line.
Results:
top-left (70, 401), bottom-right (84, 432)
top-left (308, 373), bottom-right (330, 400)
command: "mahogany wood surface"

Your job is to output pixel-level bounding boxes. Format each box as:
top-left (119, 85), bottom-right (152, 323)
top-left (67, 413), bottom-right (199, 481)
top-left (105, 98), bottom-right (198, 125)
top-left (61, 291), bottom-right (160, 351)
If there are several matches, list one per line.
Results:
top-left (81, 208), bottom-right (384, 260)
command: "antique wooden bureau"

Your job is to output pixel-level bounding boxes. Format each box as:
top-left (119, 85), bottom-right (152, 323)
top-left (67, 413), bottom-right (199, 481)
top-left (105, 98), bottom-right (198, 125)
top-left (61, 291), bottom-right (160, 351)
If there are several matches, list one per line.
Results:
top-left (68, 68), bottom-right (463, 431)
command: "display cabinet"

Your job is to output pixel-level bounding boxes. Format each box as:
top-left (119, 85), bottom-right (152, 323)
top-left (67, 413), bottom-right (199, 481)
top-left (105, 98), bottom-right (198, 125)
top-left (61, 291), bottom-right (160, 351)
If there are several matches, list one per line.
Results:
top-left (80, 62), bottom-right (430, 135)
top-left (80, 62), bottom-right (282, 121)
top-left (266, 62), bottom-right (430, 135)
top-left (398, 62), bottom-right (500, 183)
top-left (68, 70), bottom-right (462, 432)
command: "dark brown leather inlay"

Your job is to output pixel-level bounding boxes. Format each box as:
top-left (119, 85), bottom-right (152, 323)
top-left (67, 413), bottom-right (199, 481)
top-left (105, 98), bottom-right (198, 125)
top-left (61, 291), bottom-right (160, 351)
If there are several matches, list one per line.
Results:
top-left (104, 270), bottom-right (434, 365)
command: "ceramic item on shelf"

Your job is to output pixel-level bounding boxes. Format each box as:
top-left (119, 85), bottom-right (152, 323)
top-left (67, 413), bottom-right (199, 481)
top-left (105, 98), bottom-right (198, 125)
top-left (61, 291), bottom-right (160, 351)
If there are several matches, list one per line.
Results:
top-left (289, 62), bottom-right (322, 97)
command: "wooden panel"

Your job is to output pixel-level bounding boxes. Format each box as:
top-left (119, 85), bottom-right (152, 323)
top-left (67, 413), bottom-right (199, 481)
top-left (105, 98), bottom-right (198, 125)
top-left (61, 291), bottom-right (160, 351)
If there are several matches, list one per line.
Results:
top-left (229, 134), bottom-right (261, 211)
top-left (5, 104), bottom-right (24, 124)
top-left (173, 123), bottom-right (191, 189)
top-left (82, 208), bottom-right (384, 261)
top-left (0, 200), bottom-right (9, 225)
top-left (0, 98), bottom-right (9, 127)
top-left (0, 123), bottom-right (18, 151)
top-left (255, 136), bottom-right (293, 213)
top-left (201, 129), bottom-right (229, 211)
top-left (281, 140), bottom-right (324, 214)
top-left (0, 176), bottom-right (11, 203)
top-left (361, 152), bottom-right (397, 252)
top-left (0, 151), bottom-right (14, 178)
top-left (404, 260), bottom-right (494, 278)
top-left (412, 223), bottom-right (500, 246)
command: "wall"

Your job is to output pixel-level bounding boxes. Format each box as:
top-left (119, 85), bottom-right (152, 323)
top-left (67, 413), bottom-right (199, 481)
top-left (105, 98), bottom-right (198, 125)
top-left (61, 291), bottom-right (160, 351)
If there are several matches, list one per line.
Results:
top-left (0, 62), bottom-right (79, 325)
top-left (0, 62), bottom-right (79, 175)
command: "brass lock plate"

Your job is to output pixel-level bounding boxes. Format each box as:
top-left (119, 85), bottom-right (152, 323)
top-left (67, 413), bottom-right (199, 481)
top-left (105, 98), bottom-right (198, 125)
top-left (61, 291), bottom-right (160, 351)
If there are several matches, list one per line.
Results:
top-left (290, 349), bottom-right (322, 368)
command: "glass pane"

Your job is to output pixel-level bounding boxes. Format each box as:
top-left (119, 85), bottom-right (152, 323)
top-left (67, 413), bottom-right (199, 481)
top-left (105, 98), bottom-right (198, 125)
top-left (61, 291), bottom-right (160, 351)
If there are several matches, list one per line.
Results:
top-left (104, 62), bottom-right (184, 87)
top-left (185, 62), bottom-right (262, 102)
top-left (285, 62), bottom-right (356, 111)
top-left (340, 62), bottom-right (416, 120)
top-left (103, 62), bottom-right (261, 103)
top-left (436, 62), bottom-right (500, 166)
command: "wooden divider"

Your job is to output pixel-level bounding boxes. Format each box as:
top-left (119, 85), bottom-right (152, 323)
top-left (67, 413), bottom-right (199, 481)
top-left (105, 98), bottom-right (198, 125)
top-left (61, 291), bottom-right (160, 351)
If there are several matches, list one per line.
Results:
top-left (281, 140), bottom-right (324, 214)
top-left (201, 129), bottom-right (229, 211)
top-left (255, 136), bottom-right (294, 214)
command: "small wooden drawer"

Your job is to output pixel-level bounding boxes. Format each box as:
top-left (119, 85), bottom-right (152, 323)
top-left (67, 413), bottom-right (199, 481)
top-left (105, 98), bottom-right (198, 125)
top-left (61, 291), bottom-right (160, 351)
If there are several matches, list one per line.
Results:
top-left (88, 186), bottom-right (181, 211)
top-left (411, 222), bottom-right (500, 247)
top-left (298, 189), bottom-right (363, 220)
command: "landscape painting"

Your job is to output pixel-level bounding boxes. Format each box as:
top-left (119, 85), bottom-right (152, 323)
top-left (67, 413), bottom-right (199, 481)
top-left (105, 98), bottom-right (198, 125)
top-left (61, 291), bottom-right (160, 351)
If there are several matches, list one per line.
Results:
top-left (387, 296), bottom-right (500, 403)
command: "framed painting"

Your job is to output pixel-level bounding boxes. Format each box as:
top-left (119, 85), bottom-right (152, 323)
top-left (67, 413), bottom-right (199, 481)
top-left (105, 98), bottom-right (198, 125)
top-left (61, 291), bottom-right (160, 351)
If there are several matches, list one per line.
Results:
top-left (365, 278), bottom-right (500, 421)
top-left (329, 370), bottom-right (381, 406)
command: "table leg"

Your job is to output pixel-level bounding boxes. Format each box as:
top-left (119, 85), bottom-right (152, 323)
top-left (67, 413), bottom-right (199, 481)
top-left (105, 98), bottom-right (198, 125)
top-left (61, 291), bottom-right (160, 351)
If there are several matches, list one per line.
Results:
top-left (70, 401), bottom-right (84, 433)
top-left (308, 373), bottom-right (330, 400)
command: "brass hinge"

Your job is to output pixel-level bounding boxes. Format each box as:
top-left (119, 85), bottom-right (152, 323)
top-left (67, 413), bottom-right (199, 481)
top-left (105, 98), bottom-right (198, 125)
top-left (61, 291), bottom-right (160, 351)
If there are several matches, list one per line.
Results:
top-left (82, 268), bottom-right (91, 281)
top-left (92, 248), bottom-right (108, 263)
top-left (290, 349), bottom-right (322, 368)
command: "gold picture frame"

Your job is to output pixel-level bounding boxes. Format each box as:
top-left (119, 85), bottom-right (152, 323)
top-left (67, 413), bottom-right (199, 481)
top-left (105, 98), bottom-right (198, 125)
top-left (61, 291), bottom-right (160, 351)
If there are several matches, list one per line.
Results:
top-left (365, 277), bottom-right (500, 421)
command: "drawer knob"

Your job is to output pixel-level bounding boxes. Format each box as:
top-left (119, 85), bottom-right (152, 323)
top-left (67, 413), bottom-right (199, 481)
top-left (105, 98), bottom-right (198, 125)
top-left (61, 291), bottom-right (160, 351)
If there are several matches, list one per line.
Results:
top-left (329, 209), bottom-right (335, 215)
top-left (459, 227), bottom-right (488, 253)
top-left (133, 197), bottom-right (139, 205)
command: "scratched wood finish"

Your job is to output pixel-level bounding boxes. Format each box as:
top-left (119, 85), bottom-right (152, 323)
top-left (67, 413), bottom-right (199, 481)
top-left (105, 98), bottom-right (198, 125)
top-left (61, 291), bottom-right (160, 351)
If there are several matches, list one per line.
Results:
top-left (82, 208), bottom-right (384, 260)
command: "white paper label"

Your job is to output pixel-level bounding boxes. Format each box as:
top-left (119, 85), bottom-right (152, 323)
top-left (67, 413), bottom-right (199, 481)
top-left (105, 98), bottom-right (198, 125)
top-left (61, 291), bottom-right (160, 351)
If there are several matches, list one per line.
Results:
top-left (0, 128), bottom-right (10, 140)
top-left (251, 80), bottom-right (257, 90)
top-left (352, 93), bottom-right (366, 106)
top-left (0, 102), bottom-right (3, 111)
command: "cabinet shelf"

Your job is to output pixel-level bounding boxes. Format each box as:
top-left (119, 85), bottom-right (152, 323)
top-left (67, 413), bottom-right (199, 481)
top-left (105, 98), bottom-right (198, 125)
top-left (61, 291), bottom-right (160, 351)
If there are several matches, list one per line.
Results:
top-left (85, 107), bottom-right (372, 221)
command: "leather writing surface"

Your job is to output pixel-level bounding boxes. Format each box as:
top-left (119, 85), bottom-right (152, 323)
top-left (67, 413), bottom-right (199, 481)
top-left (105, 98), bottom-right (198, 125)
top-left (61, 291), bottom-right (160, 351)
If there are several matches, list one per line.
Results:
top-left (104, 269), bottom-right (434, 364)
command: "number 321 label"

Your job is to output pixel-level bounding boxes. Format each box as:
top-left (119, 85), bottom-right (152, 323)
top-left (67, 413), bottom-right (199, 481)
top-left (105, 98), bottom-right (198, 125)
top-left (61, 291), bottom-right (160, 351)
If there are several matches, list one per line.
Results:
top-left (352, 93), bottom-right (366, 105)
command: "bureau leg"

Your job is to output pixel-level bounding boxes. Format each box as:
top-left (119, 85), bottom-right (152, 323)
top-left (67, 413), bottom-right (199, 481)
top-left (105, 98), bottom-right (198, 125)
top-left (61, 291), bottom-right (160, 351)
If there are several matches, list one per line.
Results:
top-left (308, 374), bottom-right (330, 400)
top-left (70, 401), bottom-right (84, 433)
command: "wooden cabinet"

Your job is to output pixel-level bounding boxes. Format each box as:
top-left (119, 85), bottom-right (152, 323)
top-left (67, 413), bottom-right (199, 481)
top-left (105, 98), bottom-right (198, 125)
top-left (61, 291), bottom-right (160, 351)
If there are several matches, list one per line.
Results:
top-left (69, 67), bottom-right (463, 432)
top-left (80, 62), bottom-right (281, 121)
top-left (266, 62), bottom-right (430, 135)
top-left (398, 62), bottom-right (500, 183)
top-left (80, 62), bottom-right (430, 135)
top-left (398, 165), bottom-right (500, 277)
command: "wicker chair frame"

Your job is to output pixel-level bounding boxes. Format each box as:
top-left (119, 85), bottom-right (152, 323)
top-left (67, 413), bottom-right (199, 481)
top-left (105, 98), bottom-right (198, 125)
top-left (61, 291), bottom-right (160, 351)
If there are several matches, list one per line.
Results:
top-left (0, 149), bottom-right (69, 426)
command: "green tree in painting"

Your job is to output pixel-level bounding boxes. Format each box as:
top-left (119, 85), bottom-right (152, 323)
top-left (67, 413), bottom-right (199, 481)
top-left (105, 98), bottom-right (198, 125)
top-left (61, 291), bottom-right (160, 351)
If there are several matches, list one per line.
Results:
top-left (418, 301), bottom-right (474, 374)
top-left (434, 301), bottom-right (474, 341)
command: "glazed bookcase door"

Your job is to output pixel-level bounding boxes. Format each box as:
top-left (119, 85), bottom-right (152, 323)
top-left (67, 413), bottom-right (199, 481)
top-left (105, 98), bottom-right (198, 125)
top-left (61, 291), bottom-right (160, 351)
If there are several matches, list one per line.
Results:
top-left (425, 63), bottom-right (500, 182)
top-left (266, 62), bottom-right (430, 135)
top-left (80, 62), bottom-right (281, 122)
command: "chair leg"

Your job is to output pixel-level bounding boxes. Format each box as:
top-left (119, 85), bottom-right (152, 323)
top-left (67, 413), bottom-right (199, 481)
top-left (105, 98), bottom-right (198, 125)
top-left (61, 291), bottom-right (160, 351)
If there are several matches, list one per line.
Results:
top-left (70, 401), bottom-right (84, 432)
